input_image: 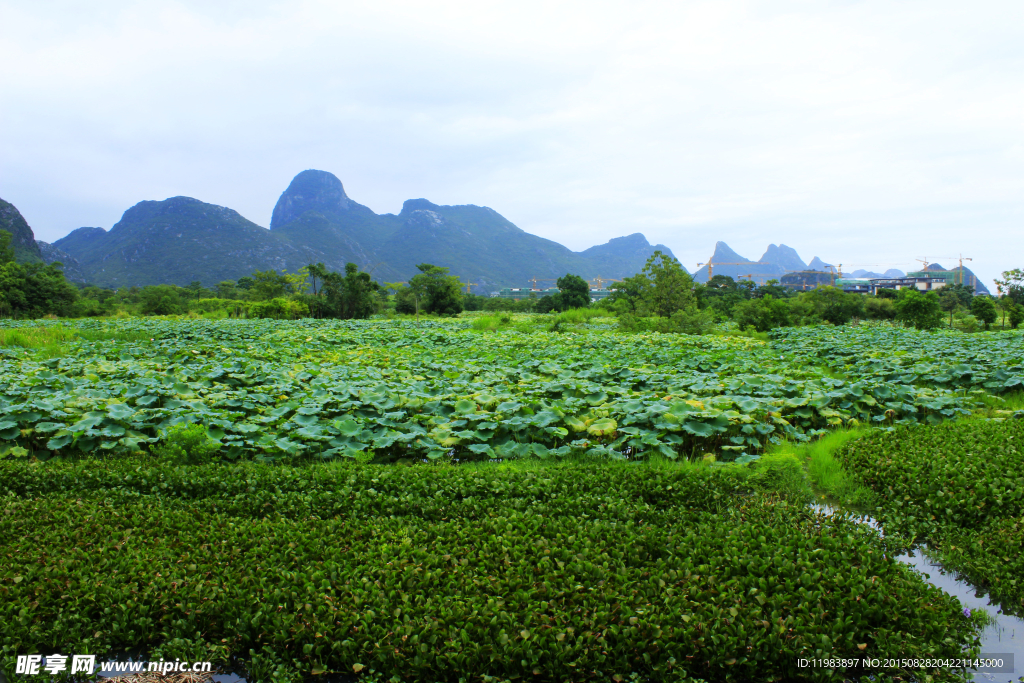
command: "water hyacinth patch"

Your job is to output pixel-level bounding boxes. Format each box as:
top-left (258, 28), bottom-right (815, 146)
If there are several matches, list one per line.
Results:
top-left (0, 459), bottom-right (984, 681)
top-left (835, 419), bottom-right (1024, 616)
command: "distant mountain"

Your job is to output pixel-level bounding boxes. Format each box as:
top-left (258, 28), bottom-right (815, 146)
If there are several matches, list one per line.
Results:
top-left (54, 198), bottom-right (331, 288)
top-left (849, 269), bottom-right (906, 279)
top-left (37, 241), bottom-right (87, 283)
top-left (0, 198), bottom-right (43, 263)
top-left (54, 170), bottom-right (678, 291)
top-left (693, 241), bottom-right (786, 283)
top-left (807, 256), bottom-right (832, 271)
top-left (759, 244), bottom-right (807, 272)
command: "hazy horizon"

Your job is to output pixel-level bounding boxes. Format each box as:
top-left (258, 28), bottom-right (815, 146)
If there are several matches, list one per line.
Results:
top-left (2, 0), bottom-right (1022, 289)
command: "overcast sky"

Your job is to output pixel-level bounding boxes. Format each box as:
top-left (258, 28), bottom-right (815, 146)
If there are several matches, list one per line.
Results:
top-left (2, 0), bottom-right (1023, 288)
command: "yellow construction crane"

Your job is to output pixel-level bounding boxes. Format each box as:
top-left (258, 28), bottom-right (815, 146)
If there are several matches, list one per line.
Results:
top-left (528, 277), bottom-right (558, 289)
top-left (921, 255), bottom-right (974, 286)
top-left (696, 261), bottom-right (772, 279)
top-left (588, 276), bottom-right (621, 289)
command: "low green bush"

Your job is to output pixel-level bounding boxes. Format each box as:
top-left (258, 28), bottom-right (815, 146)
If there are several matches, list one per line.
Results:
top-left (153, 422), bottom-right (222, 465)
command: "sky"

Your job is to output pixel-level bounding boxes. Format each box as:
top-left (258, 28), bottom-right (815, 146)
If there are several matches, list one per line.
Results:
top-left (2, 0), bottom-right (1023, 289)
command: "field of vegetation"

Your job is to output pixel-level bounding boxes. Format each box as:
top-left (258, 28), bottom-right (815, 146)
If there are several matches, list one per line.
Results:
top-left (2, 315), bottom-right (1023, 682)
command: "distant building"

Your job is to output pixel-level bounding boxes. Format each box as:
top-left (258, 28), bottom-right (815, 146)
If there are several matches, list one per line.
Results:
top-left (906, 269), bottom-right (978, 292)
top-left (869, 277), bottom-right (947, 294)
top-left (496, 287), bottom-right (558, 300)
top-left (496, 287), bottom-right (613, 302)
top-left (835, 278), bottom-right (872, 294)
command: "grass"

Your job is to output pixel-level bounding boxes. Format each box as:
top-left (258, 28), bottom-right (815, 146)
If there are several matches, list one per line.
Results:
top-left (469, 314), bottom-right (511, 331)
top-left (0, 324), bottom-right (153, 356)
top-left (971, 389), bottom-right (1024, 417)
top-left (766, 428), bottom-right (878, 510)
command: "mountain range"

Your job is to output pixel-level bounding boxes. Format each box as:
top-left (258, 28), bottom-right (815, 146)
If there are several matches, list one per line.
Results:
top-left (40, 170), bottom-right (676, 293)
top-left (2, 172), bottom-right (991, 295)
top-left (691, 241), bottom-right (840, 283)
top-left (693, 241), bottom-right (989, 294)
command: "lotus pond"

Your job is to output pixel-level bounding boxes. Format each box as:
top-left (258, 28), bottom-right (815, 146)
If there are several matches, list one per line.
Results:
top-left (1, 318), bottom-right (1023, 682)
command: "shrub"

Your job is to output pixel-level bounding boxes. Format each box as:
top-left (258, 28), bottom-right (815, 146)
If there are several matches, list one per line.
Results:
top-left (248, 298), bottom-right (309, 320)
top-left (154, 423), bottom-right (222, 465)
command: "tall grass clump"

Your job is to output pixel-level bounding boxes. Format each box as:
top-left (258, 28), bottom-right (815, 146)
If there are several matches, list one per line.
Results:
top-left (768, 428), bottom-right (877, 509)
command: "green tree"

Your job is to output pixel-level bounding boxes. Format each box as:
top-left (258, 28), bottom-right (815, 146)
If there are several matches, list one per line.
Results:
top-left (215, 281), bottom-right (239, 299)
top-left (556, 273), bottom-right (590, 310)
top-left (608, 273), bottom-right (653, 315)
top-left (732, 295), bottom-right (791, 332)
top-left (249, 270), bottom-right (291, 300)
top-left (971, 296), bottom-right (997, 330)
top-left (1009, 303), bottom-right (1024, 329)
top-left (863, 296), bottom-right (896, 320)
top-left (0, 230), bottom-right (79, 318)
top-left (139, 285), bottom-right (185, 315)
top-left (640, 251), bottom-right (695, 317)
top-left (994, 268), bottom-right (1024, 305)
top-left (797, 286), bottom-right (864, 326)
top-left (894, 288), bottom-right (943, 330)
top-left (938, 283), bottom-right (974, 327)
top-left (535, 294), bottom-right (561, 313)
top-left (322, 263), bottom-right (381, 319)
top-left (394, 285), bottom-right (418, 315)
top-left (698, 275), bottom-right (753, 319)
top-left (410, 264), bottom-right (464, 316)
top-left (754, 279), bottom-right (794, 300)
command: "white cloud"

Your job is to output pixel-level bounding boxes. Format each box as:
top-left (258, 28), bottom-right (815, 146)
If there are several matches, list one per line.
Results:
top-left (1, 0), bottom-right (1022, 286)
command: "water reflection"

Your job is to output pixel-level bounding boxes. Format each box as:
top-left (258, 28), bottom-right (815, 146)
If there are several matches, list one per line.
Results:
top-left (812, 505), bottom-right (1023, 682)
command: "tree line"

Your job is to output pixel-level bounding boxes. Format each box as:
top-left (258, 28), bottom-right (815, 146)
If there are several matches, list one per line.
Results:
top-left (3, 226), bottom-right (1022, 331)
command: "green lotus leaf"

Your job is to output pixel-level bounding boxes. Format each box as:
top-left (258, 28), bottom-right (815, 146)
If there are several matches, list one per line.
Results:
top-left (587, 417), bottom-right (617, 437)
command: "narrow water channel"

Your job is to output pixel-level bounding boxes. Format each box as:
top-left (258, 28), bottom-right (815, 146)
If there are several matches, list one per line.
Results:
top-left (813, 505), bottom-right (1024, 682)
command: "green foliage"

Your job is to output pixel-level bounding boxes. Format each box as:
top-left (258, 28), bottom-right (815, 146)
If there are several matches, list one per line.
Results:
top-left (795, 286), bottom-right (864, 326)
top-left (770, 429), bottom-right (878, 510)
top-left (306, 262), bottom-right (382, 320)
top-left (555, 273), bottom-right (590, 310)
top-left (248, 297), bottom-right (309, 320)
top-left (938, 283), bottom-right (974, 313)
top-left (875, 287), bottom-right (898, 300)
top-left (970, 295), bottom-right (997, 330)
top-left (640, 251), bottom-right (694, 317)
top-left (410, 263), bottom-right (464, 316)
top-left (746, 452), bottom-right (812, 503)
top-left (834, 420), bottom-right (1024, 614)
top-left (995, 267), bottom-right (1024, 305)
top-left (0, 458), bottom-right (984, 680)
top-left (863, 296), bottom-right (895, 320)
top-left (0, 231), bottom-right (80, 318)
top-left (894, 288), bottom-right (943, 330)
top-left (249, 269), bottom-right (294, 301)
top-left (696, 275), bottom-right (755, 318)
top-left (609, 251), bottom-right (695, 318)
top-left (154, 422), bottom-right (222, 464)
top-left (1, 318), bottom-right (1018, 466)
top-left (138, 284), bottom-right (186, 315)
top-left (1009, 302), bottom-right (1024, 329)
top-left (534, 294), bottom-right (561, 313)
top-left (731, 295), bottom-right (791, 332)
